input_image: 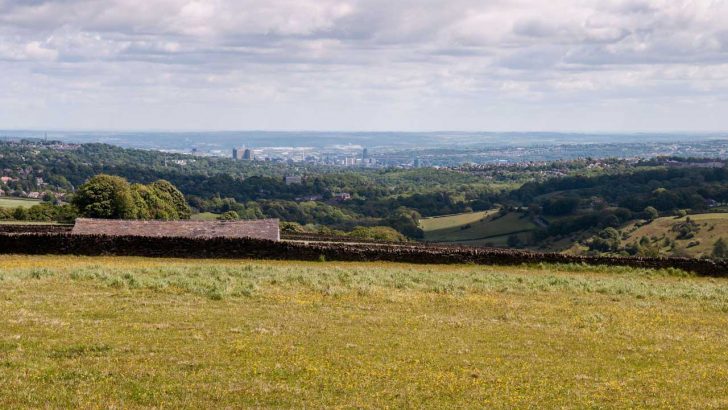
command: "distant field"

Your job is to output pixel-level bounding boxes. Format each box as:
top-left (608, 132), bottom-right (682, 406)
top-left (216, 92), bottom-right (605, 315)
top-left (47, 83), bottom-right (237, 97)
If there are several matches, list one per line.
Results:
top-left (191, 212), bottom-right (220, 221)
top-left (0, 256), bottom-right (725, 408)
top-left (623, 212), bottom-right (728, 258)
top-left (0, 197), bottom-right (41, 209)
top-left (421, 210), bottom-right (537, 245)
top-left (0, 220), bottom-right (62, 225)
top-left (419, 210), bottom-right (492, 232)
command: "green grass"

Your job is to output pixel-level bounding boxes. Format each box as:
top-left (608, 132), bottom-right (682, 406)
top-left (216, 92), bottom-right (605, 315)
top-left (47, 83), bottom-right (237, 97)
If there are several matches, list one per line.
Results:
top-left (0, 256), bottom-right (726, 408)
top-left (0, 197), bottom-right (41, 209)
top-left (190, 212), bottom-right (221, 221)
top-left (0, 220), bottom-right (63, 225)
top-left (422, 211), bottom-right (537, 244)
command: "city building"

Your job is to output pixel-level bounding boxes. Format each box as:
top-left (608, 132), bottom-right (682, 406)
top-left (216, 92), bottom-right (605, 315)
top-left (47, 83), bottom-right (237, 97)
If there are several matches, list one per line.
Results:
top-left (232, 147), bottom-right (253, 161)
top-left (333, 192), bottom-right (352, 201)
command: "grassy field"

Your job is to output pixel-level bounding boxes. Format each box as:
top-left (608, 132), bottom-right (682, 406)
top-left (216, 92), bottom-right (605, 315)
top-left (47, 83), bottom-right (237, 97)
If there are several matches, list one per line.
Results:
top-left (622, 212), bottom-right (728, 258)
top-left (419, 210), bottom-right (493, 232)
top-left (191, 212), bottom-right (221, 221)
top-left (0, 197), bottom-right (41, 209)
top-left (421, 210), bottom-right (537, 245)
top-left (0, 256), bottom-right (726, 408)
top-left (0, 220), bottom-right (63, 225)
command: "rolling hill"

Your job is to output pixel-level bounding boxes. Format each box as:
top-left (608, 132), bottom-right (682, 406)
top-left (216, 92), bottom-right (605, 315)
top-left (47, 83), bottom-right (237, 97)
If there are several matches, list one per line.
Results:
top-left (621, 213), bottom-right (728, 258)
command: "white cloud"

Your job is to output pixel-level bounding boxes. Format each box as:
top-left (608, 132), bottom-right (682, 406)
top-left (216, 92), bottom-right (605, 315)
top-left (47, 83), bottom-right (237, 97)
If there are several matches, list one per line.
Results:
top-left (0, 0), bottom-right (727, 131)
top-left (23, 41), bottom-right (58, 60)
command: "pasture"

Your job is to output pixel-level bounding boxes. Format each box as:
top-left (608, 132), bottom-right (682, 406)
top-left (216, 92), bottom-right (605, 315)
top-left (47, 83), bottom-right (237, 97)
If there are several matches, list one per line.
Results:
top-left (419, 210), bottom-right (493, 232)
top-left (623, 212), bottom-right (728, 258)
top-left (0, 256), bottom-right (726, 408)
top-left (0, 197), bottom-right (41, 209)
top-left (0, 220), bottom-right (62, 225)
top-left (190, 212), bottom-right (221, 221)
top-left (421, 210), bottom-right (537, 245)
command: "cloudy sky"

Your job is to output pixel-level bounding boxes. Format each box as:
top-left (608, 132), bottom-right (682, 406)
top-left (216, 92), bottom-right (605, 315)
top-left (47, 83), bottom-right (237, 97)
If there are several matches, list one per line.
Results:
top-left (1, 0), bottom-right (727, 132)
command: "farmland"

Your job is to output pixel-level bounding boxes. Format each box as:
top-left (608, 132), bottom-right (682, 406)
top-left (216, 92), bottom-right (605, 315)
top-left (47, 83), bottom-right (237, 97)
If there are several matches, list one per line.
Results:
top-left (421, 210), bottom-right (537, 246)
top-left (0, 197), bottom-right (41, 209)
top-left (0, 256), bottom-right (726, 408)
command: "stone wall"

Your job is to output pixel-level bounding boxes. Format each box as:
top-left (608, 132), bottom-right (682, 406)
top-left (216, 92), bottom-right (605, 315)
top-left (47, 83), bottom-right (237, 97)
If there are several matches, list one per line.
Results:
top-left (0, 233), bottom-right (726, 277)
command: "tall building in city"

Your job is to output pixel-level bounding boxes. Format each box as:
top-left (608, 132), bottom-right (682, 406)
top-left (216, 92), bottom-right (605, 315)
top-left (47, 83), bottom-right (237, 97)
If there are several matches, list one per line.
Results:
top-left (243, 148), bottom-right (252, 160)
top-left (362, 147), bottom-right (369, 160)
top-left (232, 147), bottom-right (243, 160)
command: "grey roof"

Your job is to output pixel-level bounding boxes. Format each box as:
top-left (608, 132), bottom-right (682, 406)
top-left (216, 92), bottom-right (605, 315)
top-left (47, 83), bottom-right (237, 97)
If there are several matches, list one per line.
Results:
top-left (71, 218), bottom-right (280, 241)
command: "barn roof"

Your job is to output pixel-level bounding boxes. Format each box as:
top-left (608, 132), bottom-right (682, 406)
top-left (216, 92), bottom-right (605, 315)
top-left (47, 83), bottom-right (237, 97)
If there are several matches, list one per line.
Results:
top-left (71, 218), bottom-right (280, 241)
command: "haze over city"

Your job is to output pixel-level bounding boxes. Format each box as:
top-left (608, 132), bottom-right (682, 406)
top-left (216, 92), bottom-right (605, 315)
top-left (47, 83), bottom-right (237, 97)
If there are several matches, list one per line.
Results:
top-left (2, 0), bottom-right (728, 132)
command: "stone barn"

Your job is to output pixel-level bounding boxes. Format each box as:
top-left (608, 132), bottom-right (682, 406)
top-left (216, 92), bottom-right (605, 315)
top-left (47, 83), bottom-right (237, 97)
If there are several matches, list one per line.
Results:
top-left (71, 218), bottom-right (280, 241)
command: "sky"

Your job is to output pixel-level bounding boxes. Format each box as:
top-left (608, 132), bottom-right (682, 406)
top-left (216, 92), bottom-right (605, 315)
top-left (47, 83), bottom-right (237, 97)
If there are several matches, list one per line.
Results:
top-left (1, 0), bottom-right (728, 132)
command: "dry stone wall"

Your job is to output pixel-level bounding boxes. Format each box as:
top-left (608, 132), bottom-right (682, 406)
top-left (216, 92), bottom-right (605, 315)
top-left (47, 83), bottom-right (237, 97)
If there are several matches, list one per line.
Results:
top-left (0, 225), bottom-right (73, 234)
top-left (0, 233), bottom-right (726, 277)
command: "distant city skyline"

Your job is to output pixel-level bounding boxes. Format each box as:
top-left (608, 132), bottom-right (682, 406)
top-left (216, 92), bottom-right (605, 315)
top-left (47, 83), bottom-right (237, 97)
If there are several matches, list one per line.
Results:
top-left (1, 1), bottom-right (728, 132)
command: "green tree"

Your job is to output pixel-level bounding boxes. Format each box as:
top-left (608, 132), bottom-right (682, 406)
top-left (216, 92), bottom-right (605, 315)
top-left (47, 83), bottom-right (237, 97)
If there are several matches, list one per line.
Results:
top-left (385, 207), bottom-right (424, 239)
top-left (73, 175), bottom-right (137, 219)
top-left (589, 227), bottom-right (621, 253)
top-left (73, 175), bottom-right (190, 220)
top-left (712, 238), bottom-right (728, 259)
top-left (349, 226), bottom-right (407, 242)
top-left (150, 180), bottom-right (191, 220)
top-left (218, 211), bottom-right (240, 221)
top-left (129, 184), bottom-right (152, 219)
top-left (643, 206), bottom-right (659, 222)
top-left (131, 183), bottom-right (179, 220)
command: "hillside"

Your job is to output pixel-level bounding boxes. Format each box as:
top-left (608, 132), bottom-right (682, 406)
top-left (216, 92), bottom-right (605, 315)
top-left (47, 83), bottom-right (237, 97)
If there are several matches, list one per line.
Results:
top-left (420, 210), bottom-right (537, 246)
top-left (621, 213), bottom-right (728, 258)
top-left (1, 256), bottom-right (725, 407)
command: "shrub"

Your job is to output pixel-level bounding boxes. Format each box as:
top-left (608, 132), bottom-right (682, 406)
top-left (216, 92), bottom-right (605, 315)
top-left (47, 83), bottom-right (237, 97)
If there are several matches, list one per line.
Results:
top-left (589, 228), bottom-right (621, 253)
top-left (349, 226), bottom-right (407, 242)
top-left (643, 206), bottom-right (659, 222)
top-left (218, 211), bottom-right (240, 221)
top-left (672, 218), bottom-right (700, 240)
top-left (713, 238), bottom-right (728, 259)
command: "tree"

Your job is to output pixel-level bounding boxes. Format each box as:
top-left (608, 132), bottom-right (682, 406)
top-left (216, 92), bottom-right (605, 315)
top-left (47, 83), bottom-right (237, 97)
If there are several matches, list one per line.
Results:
top-left (73, 175), bottom-right (190, 220)
top-left (150, 180), bottom-right (191, 220)
top-left (712, 238), bottom-right (728, 259)
top-left (219, 211), bottom-right (240, 221)
top-left (542, 197), bottom-right (580, 216)
top-left (72, 175), bottom-right (136, 219)
top-left (131, 183), bottom-right (178, 220)
top-left (385, 207), bottom-right (424, 239)
top-left (643, 206), bottom-right (659, 222)
top-left (349, 226), bottom-right (407, 242)
top-left (589, 227), bottom-right (621, 253)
